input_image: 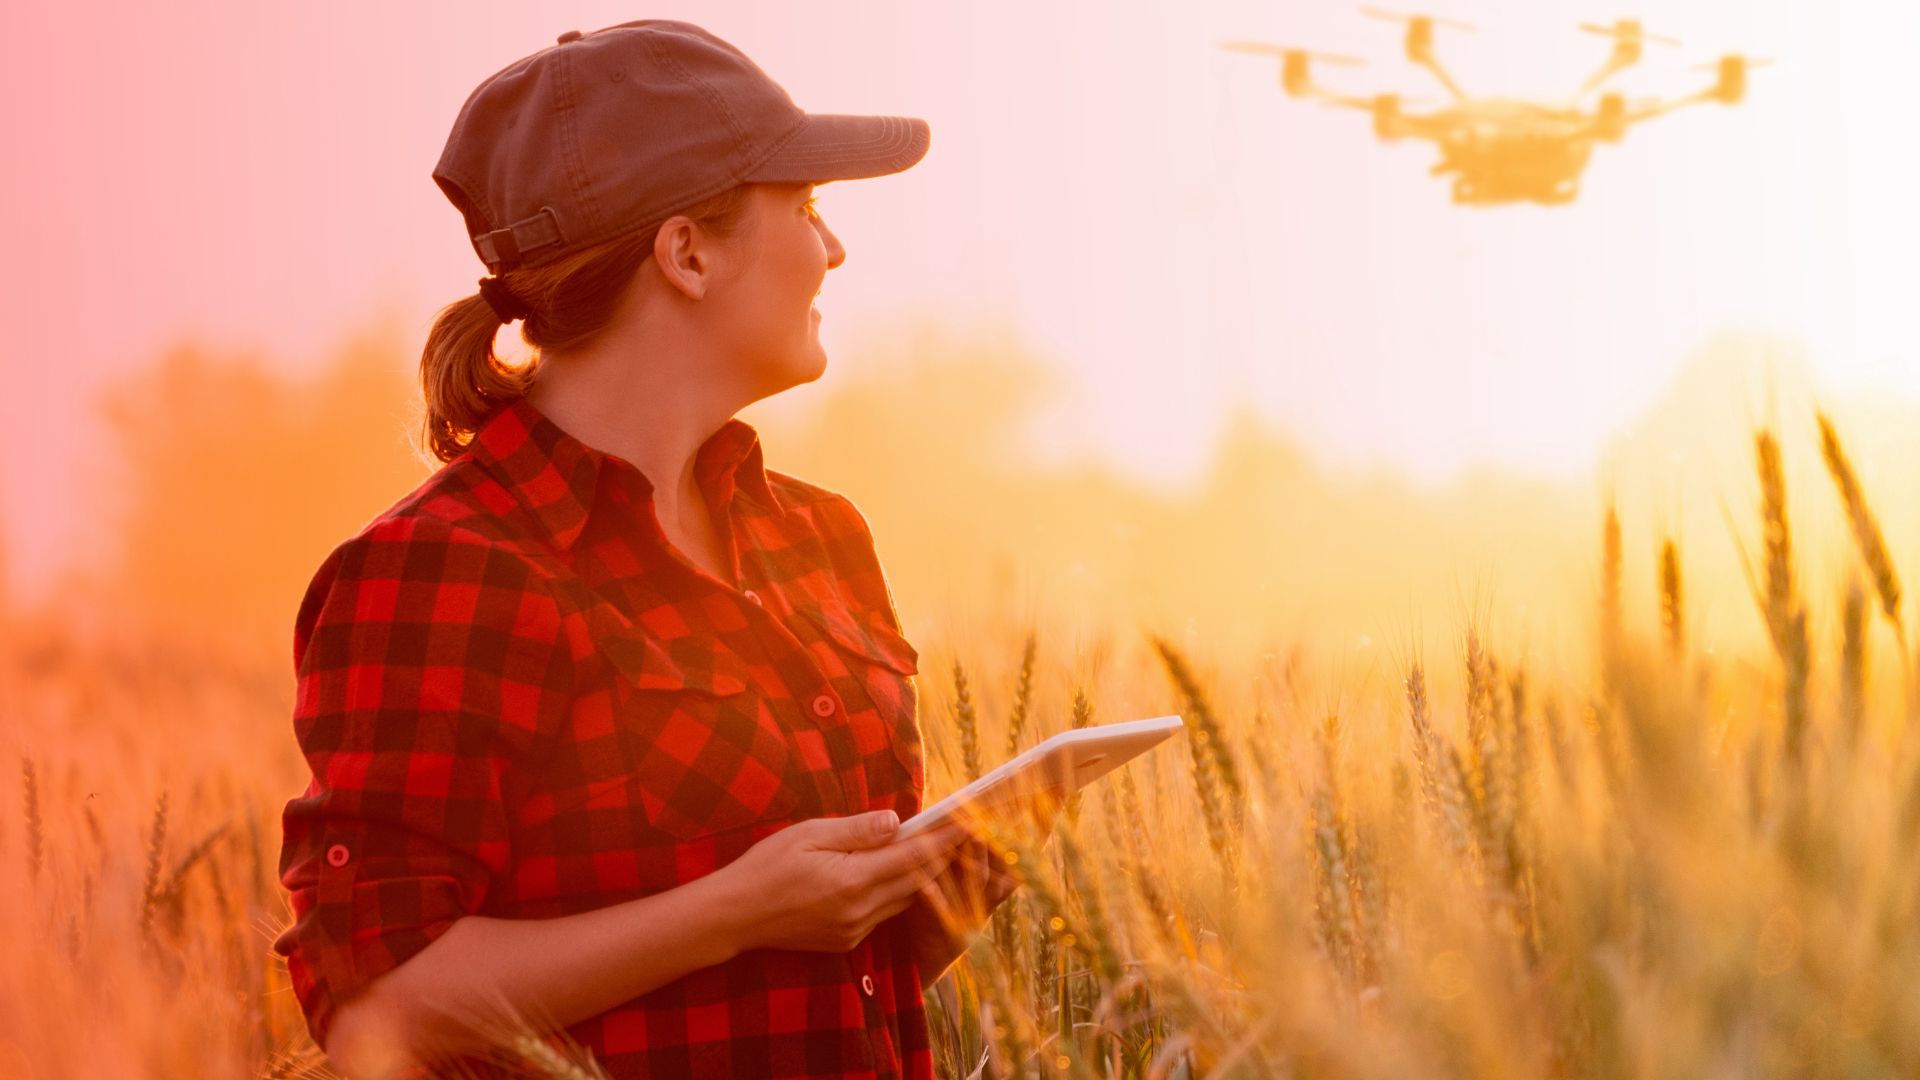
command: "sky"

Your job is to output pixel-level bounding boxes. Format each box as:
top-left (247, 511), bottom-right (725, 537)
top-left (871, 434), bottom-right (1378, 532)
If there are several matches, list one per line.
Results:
top-left (2, 0), bottom-right (1914, 603)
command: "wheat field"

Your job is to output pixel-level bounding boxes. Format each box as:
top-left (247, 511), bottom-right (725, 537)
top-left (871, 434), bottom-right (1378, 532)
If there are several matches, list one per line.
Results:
top-left (4, 404), bottom-right (1918, 1078)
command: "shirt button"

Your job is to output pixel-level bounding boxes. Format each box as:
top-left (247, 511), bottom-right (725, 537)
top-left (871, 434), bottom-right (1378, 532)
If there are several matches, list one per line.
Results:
top-left (811, 693), bottom-right (837, 717)
top-left (860, 974), bottom-right (875, 997)
top-left (325, 843), bottom-right (351, 868)
top-left (744, 589), bottom-right (763, 606)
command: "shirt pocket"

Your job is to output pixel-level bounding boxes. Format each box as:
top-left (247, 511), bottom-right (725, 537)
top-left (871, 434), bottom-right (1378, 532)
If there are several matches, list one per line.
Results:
top-left (591, 605), bottom-right (801, 843)
top-left (789, 599), bottom-right (925, 803)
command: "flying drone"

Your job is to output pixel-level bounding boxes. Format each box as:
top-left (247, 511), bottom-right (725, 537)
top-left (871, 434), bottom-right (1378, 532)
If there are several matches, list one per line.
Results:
top-left (1222, 9), bottom-right (1769, 206)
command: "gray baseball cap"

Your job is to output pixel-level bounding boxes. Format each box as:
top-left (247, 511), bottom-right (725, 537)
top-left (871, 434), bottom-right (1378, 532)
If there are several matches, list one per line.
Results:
top-left (434, 19), bottom-right (931, 275)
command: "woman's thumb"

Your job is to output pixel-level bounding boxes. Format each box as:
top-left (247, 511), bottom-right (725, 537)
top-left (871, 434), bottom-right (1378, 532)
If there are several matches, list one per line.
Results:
top-left (822, 809), bottom-right (899, 850)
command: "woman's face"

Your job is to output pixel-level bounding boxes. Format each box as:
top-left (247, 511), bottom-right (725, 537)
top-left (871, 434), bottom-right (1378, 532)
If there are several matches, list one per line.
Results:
top-left (711, 181), bottom-right (845, 394)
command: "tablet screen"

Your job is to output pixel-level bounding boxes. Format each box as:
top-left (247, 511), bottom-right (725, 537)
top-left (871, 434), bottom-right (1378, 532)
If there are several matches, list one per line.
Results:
top-left (897, 714), bottom-right (1184, 839)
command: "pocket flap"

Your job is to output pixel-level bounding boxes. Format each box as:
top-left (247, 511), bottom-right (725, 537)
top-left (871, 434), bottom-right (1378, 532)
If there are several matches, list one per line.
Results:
top-left (791, 600), bottom-right (920, 677)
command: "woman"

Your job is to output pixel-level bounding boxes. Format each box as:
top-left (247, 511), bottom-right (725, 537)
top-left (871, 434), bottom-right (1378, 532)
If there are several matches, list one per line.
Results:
top-left (274, 20), bottom-right (1017, 1078)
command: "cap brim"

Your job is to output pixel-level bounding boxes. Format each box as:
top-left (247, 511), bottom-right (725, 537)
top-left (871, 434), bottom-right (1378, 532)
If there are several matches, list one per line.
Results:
top-left (743, 113), bottom-right (930, 183)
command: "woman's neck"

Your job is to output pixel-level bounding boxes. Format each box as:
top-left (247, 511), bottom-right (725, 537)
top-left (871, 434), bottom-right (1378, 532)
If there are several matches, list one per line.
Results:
top-left (524, 351), bottom-right (742, 580)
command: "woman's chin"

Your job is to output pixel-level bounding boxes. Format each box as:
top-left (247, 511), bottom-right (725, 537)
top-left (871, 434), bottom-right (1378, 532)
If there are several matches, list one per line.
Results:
top-left (772, 345), bottom-right (829, 391)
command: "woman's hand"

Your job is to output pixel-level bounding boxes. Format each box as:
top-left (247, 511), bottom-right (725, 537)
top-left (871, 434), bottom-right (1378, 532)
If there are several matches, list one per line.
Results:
top-left (718, 810), bottom-right (970, 954)
top-left (906, 808), bottom-right (1060, 986)
top-left (918, 835), bottom-right (1019, 923)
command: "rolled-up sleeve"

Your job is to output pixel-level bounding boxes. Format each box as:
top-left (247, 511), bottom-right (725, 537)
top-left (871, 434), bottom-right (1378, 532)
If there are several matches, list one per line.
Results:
top-left (272, 514), bottom-right (572, 1050)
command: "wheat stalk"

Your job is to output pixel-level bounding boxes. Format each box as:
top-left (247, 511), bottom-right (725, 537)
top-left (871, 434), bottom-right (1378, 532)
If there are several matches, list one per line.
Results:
top-left (1842, 579), bottom-right (1867, 745)
top-left (1179, 713), bottom-right (1233, 877)
top-left (1464, 630), bottom-right (1496, 812)
top-left (1659, 537), bottom-right (1685, 659)
top-left (1601, 504), bottom-right (1624, 673)
top-left (1405, 665), bottom-right (1440, 813)
top-left (1756, 429), bottom-right (1812, 763)
top-left (21, 755), bottom-right (42, 883)
top-left (1151, 636), bottom-right (1246, 809)
top-left (953, 660), bottom-right (983, 782)
top-left (138, 790), bottom-right (170, 944)
top-left (155, 822), bottom-right (232, 912)
top-left (1152, 636), bottom-right (1246, 888)
top-left (1435, 742), bottom-right (1479, 867)
top-left (1505, 669), bottom-right (1534, 819)
top-left (1317, 713), bottom-right (1369, 977)
top-left (1348, 817), bottom-right (1387, 985)
top-left (1006, 632), bottom-right (1037, 757)
top-left (1405, 664), bottom-right (1475, 860)
top-left (1307, 787), bottom-right (1359, 981)
top-left (1541, 697), bottom-right (1577, 795)
top-left (1051, 826), bottom-right (1126, 986)
top-left (1473, 717), bottom-right (1516, 899)
top-left (1389, 759), bottom-right (1417, 848)
top-left (1065, 689), bottom-right (1094, 825)
top-left (1818, 411), bottom-right (1905, 641)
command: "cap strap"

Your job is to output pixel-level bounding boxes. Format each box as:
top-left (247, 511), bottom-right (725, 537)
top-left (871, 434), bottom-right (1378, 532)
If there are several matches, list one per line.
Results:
top-left (474, 206), bottom-right (564, 273)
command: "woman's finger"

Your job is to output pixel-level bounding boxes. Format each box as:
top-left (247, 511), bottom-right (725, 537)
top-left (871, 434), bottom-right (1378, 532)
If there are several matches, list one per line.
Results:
top-left (868, 890), bottom-right (922, 928)
top-left (871, 854), bottom-right (950, 908)
top-left (854, 824), bottom-right (969, 883)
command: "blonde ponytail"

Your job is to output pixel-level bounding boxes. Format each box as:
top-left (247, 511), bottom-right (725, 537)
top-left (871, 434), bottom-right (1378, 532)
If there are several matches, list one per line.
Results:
top-left (418, 293), bottom-right (540, 463)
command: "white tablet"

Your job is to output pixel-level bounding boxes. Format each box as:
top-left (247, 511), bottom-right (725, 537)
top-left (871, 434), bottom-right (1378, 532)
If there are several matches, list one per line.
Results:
top-left (897, 714), bottom-right (1186, 839)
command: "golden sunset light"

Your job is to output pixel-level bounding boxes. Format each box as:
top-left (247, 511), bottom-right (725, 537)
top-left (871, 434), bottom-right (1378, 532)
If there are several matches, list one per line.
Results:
top-left (3, 3), bottom-right (1918, 1076)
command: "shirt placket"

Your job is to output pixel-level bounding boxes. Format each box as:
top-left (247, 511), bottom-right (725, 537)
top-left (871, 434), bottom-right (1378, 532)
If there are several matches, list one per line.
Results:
top-left (724, 538), bottom-right (902, 1071)
top-left (742, 587), bottom-right (866, 817)
top-left (856, 930), bottom-right (903, 1080)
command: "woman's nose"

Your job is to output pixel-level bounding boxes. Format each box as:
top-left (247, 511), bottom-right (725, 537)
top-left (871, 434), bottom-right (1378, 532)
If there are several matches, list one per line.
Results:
top-left (818, 221), bottom-right (846, 269)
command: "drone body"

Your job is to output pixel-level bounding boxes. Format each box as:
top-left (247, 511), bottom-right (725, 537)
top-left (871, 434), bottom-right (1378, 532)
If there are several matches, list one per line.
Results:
top-left (1411, 99), bottom-right (1599, 205)
top-left (1224, 12), bottom-right (1764, 206)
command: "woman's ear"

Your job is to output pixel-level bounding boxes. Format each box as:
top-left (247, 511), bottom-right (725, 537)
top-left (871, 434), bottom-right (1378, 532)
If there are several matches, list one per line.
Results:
top-left (651, 216), bottom-right (711, 301)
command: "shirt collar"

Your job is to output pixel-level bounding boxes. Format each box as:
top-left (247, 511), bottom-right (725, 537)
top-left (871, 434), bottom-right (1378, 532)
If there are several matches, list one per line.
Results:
top-left (470, 395), bottom-right (786, 553)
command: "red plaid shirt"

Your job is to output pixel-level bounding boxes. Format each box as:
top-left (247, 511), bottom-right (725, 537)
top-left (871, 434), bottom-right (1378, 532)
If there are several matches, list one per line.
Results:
top-left (274, 395), bottom-right (931, 1078)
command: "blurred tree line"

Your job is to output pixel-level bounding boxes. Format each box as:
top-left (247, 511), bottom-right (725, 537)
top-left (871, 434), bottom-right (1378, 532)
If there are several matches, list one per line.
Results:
top-left (96, 317), bottom-right (433, 651)
top-left (87, 314), bottom-right (1877, 680)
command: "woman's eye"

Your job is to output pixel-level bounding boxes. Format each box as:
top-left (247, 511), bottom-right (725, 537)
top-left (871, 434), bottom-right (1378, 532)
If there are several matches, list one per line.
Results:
top-left (802, 197), bottom-right (820, 219)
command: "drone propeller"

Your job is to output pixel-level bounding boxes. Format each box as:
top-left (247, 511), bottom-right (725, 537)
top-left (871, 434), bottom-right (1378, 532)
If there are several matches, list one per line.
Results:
top-left (1579, 20), bottom-right (1682, 47)
top-left (1360, 6), bottom-right (1476, 32)
top-left (1218, 40), bottom-right (1365, 65)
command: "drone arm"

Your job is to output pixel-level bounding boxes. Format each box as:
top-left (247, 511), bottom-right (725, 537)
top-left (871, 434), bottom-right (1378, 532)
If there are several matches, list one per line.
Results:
top-left (1312, 89), bottom-right (1376, 110)
top-left (1580, 56), bottom-right (1630, 96)
top-left (1624, 59), bottom-right (1750, 125)
top-left (1626, 90), bottom-right (1716, 125)
top-left (1416, 55), bottom-right (1468, 102)
top-left (1305, 88), bottom-right (1441, 141)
